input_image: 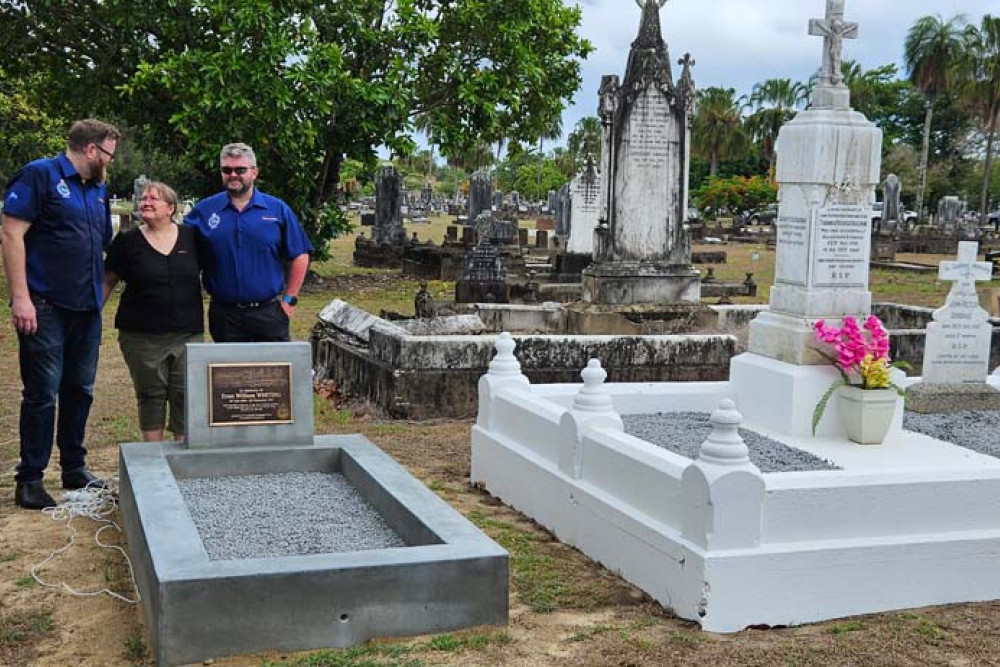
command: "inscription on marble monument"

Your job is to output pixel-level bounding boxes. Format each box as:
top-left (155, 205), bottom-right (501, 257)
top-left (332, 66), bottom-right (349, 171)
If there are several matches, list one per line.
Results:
top-left (209, 363), bottom-right (294, 426)
top-left (627, 92), bottom-right (671, 168)
top-left (812, 203), bottom-right (869, 288)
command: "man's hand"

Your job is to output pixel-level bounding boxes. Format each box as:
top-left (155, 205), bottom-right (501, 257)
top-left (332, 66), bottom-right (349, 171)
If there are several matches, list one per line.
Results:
top-left (11, 296), bottom-right (37, 335)
top-left (280, 301), bottom-right (295, 318)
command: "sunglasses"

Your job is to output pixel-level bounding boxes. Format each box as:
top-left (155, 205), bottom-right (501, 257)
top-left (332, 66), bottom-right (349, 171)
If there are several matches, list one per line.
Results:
top-left (220, 166), bottom-right (251, 175)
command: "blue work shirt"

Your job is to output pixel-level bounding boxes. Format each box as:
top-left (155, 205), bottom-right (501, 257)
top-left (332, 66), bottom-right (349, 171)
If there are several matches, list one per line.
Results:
top-left (184, 188), bottom-right (313, 304)
top-left (3, 154), bottom-right (112, 311)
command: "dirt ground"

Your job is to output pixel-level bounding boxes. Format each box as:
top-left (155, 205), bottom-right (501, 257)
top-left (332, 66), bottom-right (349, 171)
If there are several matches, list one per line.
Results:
top-left (2, 236), bottom-right (1000, 666)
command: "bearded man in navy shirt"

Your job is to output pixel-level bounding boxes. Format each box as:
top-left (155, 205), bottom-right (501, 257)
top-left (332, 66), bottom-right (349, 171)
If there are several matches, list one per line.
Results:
top-left (2, 118), bottom-right (120, 509)
top-left (184, 143), bottom-right (312, 343)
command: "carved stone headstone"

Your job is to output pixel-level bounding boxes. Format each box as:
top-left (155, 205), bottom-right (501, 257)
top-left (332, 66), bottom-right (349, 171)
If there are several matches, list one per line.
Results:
top-left (373, 165), bottom-right (406, 245)
top-left (555, 183), bottom-right (571, 237)
top-left (547, 190), bottom-right (557, 213)
top-left (421, 182), bottom-right (433, 205)
top-left (937, 196), bottom-right (963, 227)
top-left (907, 242), bottom-right (1000, 413)
top-left (492, 191), bottom-right (504, 211)
top-left (468, 170), bottom-right (492, 225)
top-left (130, 174), bottom-right (150, 230)
top-left (883, 173), bottom-right (902, 229)
top-left (583, 0), bottom-right (699, 305)
top-left (566, 157), bottom-right (600, 254)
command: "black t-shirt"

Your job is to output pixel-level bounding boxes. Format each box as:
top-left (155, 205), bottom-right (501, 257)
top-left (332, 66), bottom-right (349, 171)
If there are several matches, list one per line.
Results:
top-left (105, 224), bottom-right (204, 333)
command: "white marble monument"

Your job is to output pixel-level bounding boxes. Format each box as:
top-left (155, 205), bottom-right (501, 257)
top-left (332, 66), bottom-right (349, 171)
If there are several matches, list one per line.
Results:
top-left (565, 157), bottom-right (600, 255)
top-left (732, 0), bottom-right (889, 436)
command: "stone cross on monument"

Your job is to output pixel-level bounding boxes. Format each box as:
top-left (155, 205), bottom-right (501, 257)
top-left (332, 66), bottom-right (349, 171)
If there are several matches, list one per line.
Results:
top-left (808, 0), bottom-right (858, 87)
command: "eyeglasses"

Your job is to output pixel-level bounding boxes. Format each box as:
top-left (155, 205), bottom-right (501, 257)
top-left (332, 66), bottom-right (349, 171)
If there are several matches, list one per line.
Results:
top-left (139, 196), bottom-right (163, 203)
top-left (93, 144), bottom-right (116, 162)
top-left (220, 166), bottom-right (251, 175)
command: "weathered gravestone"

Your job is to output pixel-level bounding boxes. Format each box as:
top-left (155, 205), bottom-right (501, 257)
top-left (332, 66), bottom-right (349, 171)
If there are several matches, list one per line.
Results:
top-left (883, 173), bottom-right (902, 229)
top-left (119, 342), bottom-right (508, 665)
top-left (373, 165), bottom-right (406, 245)
top-left (937, 196), bottom-right (963, 228)
top-left (468, 169), bottom-right (492, 225)
top-left (565, 156), bottom-right (600, 255)
top-left (906, 242), bottom-right (1000, 413)
top-left (583, 0), bottom-right (699, 304)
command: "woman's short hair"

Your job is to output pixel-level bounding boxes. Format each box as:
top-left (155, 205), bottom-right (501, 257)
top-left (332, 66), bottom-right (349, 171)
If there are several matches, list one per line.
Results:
top-left (142, 182), bottom-right (180, 222)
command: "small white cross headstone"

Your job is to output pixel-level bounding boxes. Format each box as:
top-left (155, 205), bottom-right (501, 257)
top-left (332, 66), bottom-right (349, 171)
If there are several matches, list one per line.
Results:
top-left (922, 242), bottom-right (994, 384)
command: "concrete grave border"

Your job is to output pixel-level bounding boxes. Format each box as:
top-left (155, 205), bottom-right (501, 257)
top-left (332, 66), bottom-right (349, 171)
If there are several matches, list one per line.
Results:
top-left (120, 434), bottom-right (508, 666)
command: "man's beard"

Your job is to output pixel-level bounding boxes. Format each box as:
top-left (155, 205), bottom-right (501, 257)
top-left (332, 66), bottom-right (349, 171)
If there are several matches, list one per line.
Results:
top-left (227, 180), bottom-right (251, 196)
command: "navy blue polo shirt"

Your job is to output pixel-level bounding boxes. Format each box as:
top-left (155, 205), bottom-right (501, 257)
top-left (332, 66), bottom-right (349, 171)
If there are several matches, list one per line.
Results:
top-left (184, 188), bottom-right (313, 304)
top-left (3, 154), bottom-right (112, 311)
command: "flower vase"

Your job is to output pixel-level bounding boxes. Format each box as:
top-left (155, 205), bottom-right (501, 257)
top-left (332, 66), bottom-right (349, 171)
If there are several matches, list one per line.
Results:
top-left (836, 385), bottom-right (898, 445)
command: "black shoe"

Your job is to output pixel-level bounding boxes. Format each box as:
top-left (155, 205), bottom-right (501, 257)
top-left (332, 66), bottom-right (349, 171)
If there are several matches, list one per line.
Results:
top-left (15, 481), bottom-right (56, 510)
top-left (61, 468), bottom-right (107, 490)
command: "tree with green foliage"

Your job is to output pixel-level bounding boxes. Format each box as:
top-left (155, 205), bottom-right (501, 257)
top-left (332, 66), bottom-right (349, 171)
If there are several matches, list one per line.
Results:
top-left (959, 15), bottom-right (1000, 221)
top-left (904, 13), bottom-right (969, 220)
top-left (744, 78), bottom-right (808, 174)
top-left (692, 87), bottom-right (749, 177)
top-left (566, 116), bottom-right (602, 171)
top-left (0, 69), bottom-right (66, 189)
top-left (2, 0), bottom-right (591, 258)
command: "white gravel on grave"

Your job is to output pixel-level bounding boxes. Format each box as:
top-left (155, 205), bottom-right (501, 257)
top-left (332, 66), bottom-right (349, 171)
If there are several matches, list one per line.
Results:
top-left (177, 471), bottom-right (407, 561)
top-left (904, 410), bottom-right (1000, 458)
top-left (622, 412), bottom-right (841, 473)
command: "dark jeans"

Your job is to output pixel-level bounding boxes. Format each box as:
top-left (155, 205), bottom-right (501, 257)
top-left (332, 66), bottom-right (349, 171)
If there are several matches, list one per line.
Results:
top-left (209, 300), bottom-right (290, 343)
top-left (15, 297), bottom-right (101, 483)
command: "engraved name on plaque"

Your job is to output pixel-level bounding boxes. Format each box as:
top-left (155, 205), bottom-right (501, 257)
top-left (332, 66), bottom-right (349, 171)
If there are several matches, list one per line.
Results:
top-left (812, 202), bottom-right (870, 288)
top-left (209, 362), bottom-right (294, 426)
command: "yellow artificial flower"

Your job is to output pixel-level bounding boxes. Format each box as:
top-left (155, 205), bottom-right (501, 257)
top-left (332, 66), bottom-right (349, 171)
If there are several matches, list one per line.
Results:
top-left (860, 354), bottom-right (890, 389)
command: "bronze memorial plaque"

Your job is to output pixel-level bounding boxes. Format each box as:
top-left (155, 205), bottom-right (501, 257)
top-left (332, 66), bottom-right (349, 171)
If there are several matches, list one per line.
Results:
top-left (209, 363), bottom-right (293, 426)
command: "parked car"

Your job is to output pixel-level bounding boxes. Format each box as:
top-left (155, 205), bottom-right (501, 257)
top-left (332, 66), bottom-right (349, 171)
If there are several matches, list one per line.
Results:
top-left (742, 203), bottom-right (778, 226)
top-left (871, 202), bottom-right (918, 224)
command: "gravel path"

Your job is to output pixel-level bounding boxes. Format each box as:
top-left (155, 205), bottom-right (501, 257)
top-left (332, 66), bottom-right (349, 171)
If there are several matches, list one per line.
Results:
top-left (177, 471), bottom-right (407, 561)
top-left (904, 410), bottom-right (1000, 459)
top-left (622, 412), bottom-right (840, 473)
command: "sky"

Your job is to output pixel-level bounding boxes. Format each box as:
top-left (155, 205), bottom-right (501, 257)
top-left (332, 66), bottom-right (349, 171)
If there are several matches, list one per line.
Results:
top-left (560, 0), bottom-right (995, 139)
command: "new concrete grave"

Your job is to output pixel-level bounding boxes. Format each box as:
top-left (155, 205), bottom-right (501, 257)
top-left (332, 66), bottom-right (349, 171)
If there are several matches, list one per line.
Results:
top-left (121, 342), bottom-right (508, 666)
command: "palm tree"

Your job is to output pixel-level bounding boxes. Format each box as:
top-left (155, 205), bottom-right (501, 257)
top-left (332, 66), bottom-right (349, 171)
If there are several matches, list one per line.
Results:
top-left (566, 116), bottom-right (601, 168)
top-left (692, 87), bottom-right (748, 177)
top-left (537, 116), bottom-right (563, 187)
top-left (959, 15), bottom-right (1000, 223)
top-left (744, 78), bottom-right (807, 176)
top-left (904, 14), bottom-right (969, 221)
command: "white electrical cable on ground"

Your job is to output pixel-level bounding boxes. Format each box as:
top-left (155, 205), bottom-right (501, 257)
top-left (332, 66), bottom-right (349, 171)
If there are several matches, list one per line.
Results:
top-left (30, 478), bottom-right (141, 604)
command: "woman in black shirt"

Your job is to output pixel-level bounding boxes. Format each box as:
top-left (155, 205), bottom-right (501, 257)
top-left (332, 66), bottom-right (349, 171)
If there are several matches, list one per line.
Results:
top-left (103, 182), bottom-right (203, 441)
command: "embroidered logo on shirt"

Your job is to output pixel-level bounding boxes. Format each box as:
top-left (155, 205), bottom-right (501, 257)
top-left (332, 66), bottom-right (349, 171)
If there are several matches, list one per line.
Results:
top-left (56, 180), bottom-right (71, 199)
top-left (6, 192), bottom-right (17, 202)
top-left (208, 213), bottom-right (221, 230)
top-left (262, 216), bottom-right (278, 221)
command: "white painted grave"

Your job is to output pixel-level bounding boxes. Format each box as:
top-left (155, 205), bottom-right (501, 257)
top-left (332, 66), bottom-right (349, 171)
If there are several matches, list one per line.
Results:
top-left (922, 242), bottom-right (994, 383)
top-left (473, 334), bottom-right (1000, 632)
top-left (565, 160), bottom-right (599, 255)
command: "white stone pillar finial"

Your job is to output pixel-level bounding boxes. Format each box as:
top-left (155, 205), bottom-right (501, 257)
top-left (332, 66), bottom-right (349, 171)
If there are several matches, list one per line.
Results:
top-left (573, 359), bottom-right (615, 413)
top-left (697, 399), bottom-right (750, 466)
top-left (488, 332), bottom-right (522, 376)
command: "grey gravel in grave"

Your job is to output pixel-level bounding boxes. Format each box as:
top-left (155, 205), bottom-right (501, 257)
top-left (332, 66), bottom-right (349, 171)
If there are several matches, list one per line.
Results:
top-left (904, 410), bottom-right (1000, 459)
top-left (622, 412), bottom-right (840, 473)
top-left (177, 471), bottom-right (407, 561)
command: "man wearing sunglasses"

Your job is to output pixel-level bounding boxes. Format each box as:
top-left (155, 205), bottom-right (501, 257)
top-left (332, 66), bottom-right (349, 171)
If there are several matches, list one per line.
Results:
top-left (2, 118), bottom-right (120, 509)
top-left (184, 143), bottom-right (312, 343)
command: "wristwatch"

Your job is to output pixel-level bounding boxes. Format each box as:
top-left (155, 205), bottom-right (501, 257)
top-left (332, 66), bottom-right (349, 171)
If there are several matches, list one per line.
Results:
top-left (281, 294), bottom-right (298, 306)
